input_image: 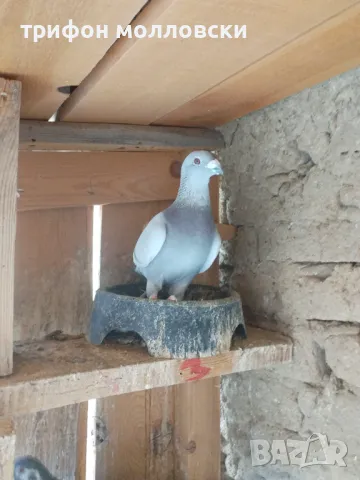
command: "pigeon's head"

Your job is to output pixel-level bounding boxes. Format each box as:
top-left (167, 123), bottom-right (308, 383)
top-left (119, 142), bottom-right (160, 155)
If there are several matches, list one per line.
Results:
top-left (14, 456), bottom-right (55, 480)
top-left (181, 151), bottom-right (223, 180)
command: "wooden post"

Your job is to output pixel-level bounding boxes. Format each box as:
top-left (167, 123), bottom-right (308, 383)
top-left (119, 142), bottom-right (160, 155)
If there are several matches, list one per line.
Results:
top-left (0, 78), bottom-right (21, 376)
top-left (0, 418), bottom-right (16, 480)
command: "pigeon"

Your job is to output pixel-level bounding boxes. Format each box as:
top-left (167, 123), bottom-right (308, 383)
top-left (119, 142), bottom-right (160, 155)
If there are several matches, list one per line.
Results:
top-left (133, 150), bottom-right (223, 301)
top-left (14, 456), bottom-right (58, 480)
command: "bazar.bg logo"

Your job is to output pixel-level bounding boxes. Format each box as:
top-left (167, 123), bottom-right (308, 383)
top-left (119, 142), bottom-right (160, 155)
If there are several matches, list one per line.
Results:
top-left (250, 433), bottom-right (347, 468)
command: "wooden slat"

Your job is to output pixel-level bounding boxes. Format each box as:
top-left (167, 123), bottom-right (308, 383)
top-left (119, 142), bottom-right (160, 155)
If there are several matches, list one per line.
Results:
top-left (15, 405), bottom-right (80, 480)
top-left (96, 391), bottom-right (148, 479)
top-left (58, 0), bottom-right (358, 125)
top-left (0, 418), bottom-right (15, 480)
top-left (0, 0), bottom-right (147, 119)
top-left (19, 120), bottom-right (224, 151)
top-left (13, 206), bottom-right (91, 477)
top-left (75, 402), bottom-right (88, 480)
top-left (14, 208), bottom-right (92, 340)
top-left (0, 328), bottom-right (293, 417)
top-left (174, 378), bottom-right (220, 480)
top-left (17, 151), bottom-right (182, 211)
top-left (0, 78), bottom-right (21, 376)
top-left (158, 3), bottom-right (360, 127)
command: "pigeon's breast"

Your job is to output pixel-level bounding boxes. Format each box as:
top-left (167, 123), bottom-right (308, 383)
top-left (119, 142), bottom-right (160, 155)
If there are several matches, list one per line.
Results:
top-left (145, 207), bottom-right (215, 285)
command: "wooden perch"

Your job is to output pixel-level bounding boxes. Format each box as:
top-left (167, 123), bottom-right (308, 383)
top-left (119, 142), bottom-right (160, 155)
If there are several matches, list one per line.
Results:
top-left (19, 120), bottom-right (224, 152)
top-left (0, 328), bottom-right (292, 417)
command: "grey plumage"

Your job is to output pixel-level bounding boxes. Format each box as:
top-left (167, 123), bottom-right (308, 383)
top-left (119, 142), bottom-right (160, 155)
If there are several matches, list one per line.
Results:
top-left (14, 456), bottom-right (57, 480)
top-left (133, 150), bottom-right (223, 301)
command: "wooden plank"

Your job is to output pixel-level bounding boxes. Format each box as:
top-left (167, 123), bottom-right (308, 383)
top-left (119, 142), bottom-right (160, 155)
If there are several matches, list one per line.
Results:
top-left (0, 0), bottom-right (147, 119)
top-left (19, 120), bottom-right (224, 151)
top-left (58, 0), bottom-right (358, 125)
top-left (174, 378), bottom-right (220, 480)
top-left (0, 78), bottom-right (21, 376)
top-left (17, 151), bottom-right (182, 211)
top-left (15, 405), bottom-right (80, 480)
top-left (96, 391), bottom-right (148, 479)
top-left (158, 3), bottom-right (360, 127)
top-left (0, 418), bottom-right (15, 480)
top-left (0, 327), bottom-right (292, 417)
top-left (75, 402), bottom-right (88, 480)
top-left (14, 208), bottom-right (92, 341)
top-left (13, 206), bottom-right (91, 478)
top-left (146, 386), bottom-right (176, 479)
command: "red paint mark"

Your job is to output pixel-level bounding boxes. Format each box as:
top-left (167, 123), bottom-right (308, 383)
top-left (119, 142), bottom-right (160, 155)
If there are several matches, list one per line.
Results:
top-left (112, 383), bottom-right (120, 394)
top-left (180, 358), bottom-right (211, 381)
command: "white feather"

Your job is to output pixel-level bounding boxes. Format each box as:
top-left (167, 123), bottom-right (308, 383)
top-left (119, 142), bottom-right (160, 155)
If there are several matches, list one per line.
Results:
top-left (133, 212), bottom-right (167, 268)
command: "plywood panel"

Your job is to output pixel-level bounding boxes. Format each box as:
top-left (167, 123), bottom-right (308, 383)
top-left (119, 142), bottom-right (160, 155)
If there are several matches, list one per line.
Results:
top-left (0, 78), bottom-right (20, 376)
top-left (14, 207), bottom-right (92, 340)
top-left (18, 151), bottom-right (182, 211)
top-left (58, 0), bottom-right (358, 124)
top-left (0, 0), bottom-right (147, 118)
top-left (159, 2), bottom-right (360, 126)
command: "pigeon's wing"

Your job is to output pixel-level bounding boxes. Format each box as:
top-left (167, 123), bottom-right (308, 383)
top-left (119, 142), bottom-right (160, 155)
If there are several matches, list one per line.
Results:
top-left (133, 212), bottom-right (167, 268)
top-left (199, 230), bottom-right (221, 274)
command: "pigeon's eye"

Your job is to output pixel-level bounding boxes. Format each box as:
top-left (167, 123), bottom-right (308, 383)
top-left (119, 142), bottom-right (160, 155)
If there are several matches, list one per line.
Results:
top-left (194, 157), bottom-right (201, 165)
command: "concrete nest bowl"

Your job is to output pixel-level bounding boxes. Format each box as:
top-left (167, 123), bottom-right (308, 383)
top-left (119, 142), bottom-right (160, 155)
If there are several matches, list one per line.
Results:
top-left (89, 283), bottom-right (246, 358)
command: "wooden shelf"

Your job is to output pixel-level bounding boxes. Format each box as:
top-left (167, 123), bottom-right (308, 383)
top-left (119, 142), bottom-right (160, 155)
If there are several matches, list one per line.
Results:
top-left (0, 327), bottom-right (292, 417)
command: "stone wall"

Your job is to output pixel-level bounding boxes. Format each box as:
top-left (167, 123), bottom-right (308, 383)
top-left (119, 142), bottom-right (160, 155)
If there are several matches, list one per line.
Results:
top-left (219, 66), bottom-right (360, 480)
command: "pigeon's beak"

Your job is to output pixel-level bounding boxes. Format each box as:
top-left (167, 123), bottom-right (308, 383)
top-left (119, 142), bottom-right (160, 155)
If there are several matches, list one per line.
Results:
top-left (206, 159), bottom-right (223, 175)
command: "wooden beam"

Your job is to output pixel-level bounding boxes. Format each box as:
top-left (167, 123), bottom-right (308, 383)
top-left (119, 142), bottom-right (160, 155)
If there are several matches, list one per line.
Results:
top-left (17, 151), bottom-right (182, 211)
top-left (57, 0), bottom-right (358, 125)
top-left (19, 120), bottom-right (224, 152)
top-left (0, 418), bottom-right (15, 480)
top-left (0, 78), bottom-right (21, 376)
top-left (0, 0), bottom-right (147, 119)
top-left (0, 328), bottom-right (292, 417)
top-left (157, 3), bottom-right (360, 127)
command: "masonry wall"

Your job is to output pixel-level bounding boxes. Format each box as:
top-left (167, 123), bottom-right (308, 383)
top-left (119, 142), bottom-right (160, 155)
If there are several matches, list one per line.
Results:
top-left (219, 66), bottom-right (360, 480)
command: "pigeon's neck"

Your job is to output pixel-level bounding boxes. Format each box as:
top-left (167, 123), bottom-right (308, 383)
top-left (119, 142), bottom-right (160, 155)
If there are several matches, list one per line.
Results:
top-left (174, 174), bottom-right (211, 208)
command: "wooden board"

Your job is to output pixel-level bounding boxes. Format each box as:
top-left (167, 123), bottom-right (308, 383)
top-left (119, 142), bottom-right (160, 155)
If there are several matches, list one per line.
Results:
top-left (0, 0), bottom-right (147, 119)
top-left (0, 418), bottom-right (15, 480)
top-left (174, 378), bottom-right (220, 480)
top-left (14, 208), bottom-right (92, 341)
top-left (19, 120), bottom-right (224, 151)
top-left (13, 205), bottom-right (91, 478)
top-left (58, 0), bottom-right (358, 125)
top-left (0, 328), bottom-right (293, 417)
top-left (17, 151), bottom-right (182, 211)
top-left (0, 78), bottom-right (21, 376)
top-left (159, 2), bottom-right (360, 126)
top-left (15, 405), bottom-right (80, 480)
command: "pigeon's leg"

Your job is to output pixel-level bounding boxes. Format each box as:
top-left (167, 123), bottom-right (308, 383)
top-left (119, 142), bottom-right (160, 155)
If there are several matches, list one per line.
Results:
top-left (146, 279), bottom-right (162, 300)
top-left (168, 280), bottom-right (191, 302)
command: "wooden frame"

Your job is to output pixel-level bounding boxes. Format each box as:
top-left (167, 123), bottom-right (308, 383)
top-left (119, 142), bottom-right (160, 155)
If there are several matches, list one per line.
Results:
top-left (0, 79), bottom-right (21, 376)
top-left (0, 76), bottom-right (293, 479)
